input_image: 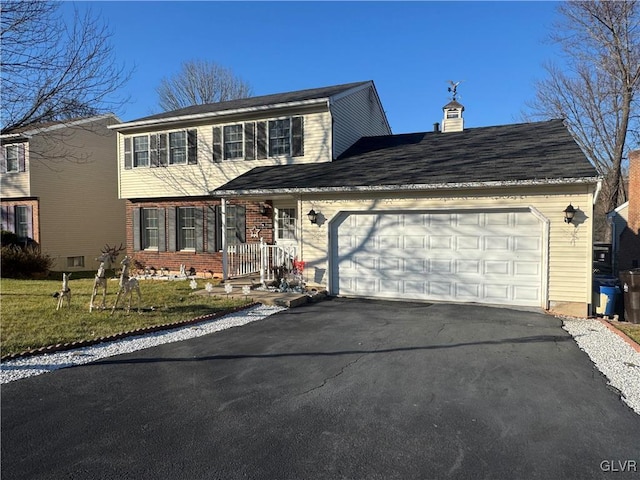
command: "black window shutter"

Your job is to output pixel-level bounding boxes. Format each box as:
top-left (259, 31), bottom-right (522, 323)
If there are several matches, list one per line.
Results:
top-left (18, 144), bottom-right (26, 172)
top-left (292, 116), bottom-right (304, 157)
top-left (124, 137), bottom-right (132, 169)
top-left (150, 134), bottom-right (159, 167)
top-left (256, 122), bottom-right (267, 159)
top-left (0, 206), bottom-right (9, 231)
top-left (195, 207), bottom-right (204, 252)
top-left (133, 208), bottom-right (141, 251)
top-left (157, 208), bottom-right (166, 251)
top-left (244, 123), bottom-right (255, 160)
top-left (188, 130), bottom-right (197, 164)
top-left (212, 127), bottom-right (222, 162)
top-left (236, 205), bottom-right (246, 244)
top-left (167, 207), bottom-right (176, 252)
top-left (207, 206), bottom-right (218, 252)
top-left (158, 134), bottom-right (168, 166)
top-left (215, 205), bottom-right (223, 251)
top-left (0, 146), bottom-right (6, 173)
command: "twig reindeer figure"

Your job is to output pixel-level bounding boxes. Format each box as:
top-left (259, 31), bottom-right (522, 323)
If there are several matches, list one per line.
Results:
top-left (111, 256), bottom-right (141, 315)
top-left (90, 243), bottom-right (125, 312)
top-left (55, 273), bottom-right (72, 310)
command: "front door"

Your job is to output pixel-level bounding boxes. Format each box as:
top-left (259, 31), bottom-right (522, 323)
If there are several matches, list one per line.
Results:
top-left (274, 206), bottom-right (297, 248)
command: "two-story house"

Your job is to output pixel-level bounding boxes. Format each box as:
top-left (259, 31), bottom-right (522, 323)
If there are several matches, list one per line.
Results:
top-left (113, 81), bottom-right (600, 316)
top-left (1, 115), bottom-right (125, 272)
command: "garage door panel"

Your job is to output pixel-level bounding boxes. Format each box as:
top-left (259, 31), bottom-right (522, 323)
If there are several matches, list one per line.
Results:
top-left (333, 211), bottom-right (542, 307)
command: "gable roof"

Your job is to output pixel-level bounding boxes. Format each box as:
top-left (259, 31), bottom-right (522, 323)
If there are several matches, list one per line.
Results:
top-left (113, 81), bottom-right (374, 129)
top-left (1, 114), bottom-right (119, 139)
top-left (214, 119), bottom-right (599, 195)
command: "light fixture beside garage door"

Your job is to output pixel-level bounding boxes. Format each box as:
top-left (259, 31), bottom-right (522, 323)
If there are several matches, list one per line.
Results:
top-left (563, 204), bottom-right (577, 224)
top-left (307, 209), bottom-right (318, 224)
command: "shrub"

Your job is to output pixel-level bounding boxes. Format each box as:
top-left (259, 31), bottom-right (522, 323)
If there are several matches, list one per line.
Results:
top-left (1, 244), bottom-right (53, 279)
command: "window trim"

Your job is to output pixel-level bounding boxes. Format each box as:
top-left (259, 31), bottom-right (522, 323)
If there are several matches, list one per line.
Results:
top-left (142, 208), bottom-right (159, 250)
top-left (169, 131), bottom-right (187, 165)
top-left (177, 206), bottom-right (196, 251)
top-left (5, 145), bottom-right (20, 172)
top-left (268, 118), bottom-right (291, 157)
top-left (133, 135), bottom-right (150, 167)
top-left (223, 124), bottom-right (244, 160)
top-left (125, 130), bottom-right (196, 169)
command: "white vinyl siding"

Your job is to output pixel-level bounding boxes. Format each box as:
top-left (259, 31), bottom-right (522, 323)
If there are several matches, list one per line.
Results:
top-left (118, 110), bottom-right (332, 198)
top-left (331, 84), bottom-right (391, 158)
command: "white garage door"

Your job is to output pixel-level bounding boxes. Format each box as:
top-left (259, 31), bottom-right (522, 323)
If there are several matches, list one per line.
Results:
top-left (331, 210), bottom-right (543, 307)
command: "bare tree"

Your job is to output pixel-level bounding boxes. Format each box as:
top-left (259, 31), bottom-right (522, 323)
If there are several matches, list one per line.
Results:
top-left (157, 60), bottom-right (252, 111)
top-left (527, 0), bottom-right (640, 236)
top-left (1, 1), bottom-right (130, 132)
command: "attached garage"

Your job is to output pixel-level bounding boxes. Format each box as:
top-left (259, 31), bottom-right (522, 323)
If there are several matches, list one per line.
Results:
top-left (331, 209), bottom-right (545, 307)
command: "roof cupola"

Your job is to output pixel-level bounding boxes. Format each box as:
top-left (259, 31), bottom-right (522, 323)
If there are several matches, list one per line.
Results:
top-left (441, 81), bottom-right (464, 133)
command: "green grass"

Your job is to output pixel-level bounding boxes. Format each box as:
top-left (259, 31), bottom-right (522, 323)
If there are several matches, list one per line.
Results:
top-left (612, 322), bottom-right (640, 345)
top-left (0, 275), bottom-right (251, 357)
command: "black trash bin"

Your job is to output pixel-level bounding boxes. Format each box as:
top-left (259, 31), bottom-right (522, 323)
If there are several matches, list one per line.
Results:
top-left (619, 269), bottom-right (640, 324)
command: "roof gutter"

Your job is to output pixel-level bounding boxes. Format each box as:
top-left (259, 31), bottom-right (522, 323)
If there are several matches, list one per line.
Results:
top-left (109, 98), bottom-right (328, 131)
top-left (213, 176), bottom-right (601, 197)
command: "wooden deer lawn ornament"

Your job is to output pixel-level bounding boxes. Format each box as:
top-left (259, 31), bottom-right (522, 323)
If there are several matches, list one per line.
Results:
top-left (111, 255), bottom-right (141, 315)
top-left (55, 273), bottom-right (72, 310)
top-left (90, 243), bottom-right (125, 312)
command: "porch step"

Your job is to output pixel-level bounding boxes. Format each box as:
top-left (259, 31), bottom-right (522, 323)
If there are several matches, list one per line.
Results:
top-left (192, 285), bottom-right (328, 308)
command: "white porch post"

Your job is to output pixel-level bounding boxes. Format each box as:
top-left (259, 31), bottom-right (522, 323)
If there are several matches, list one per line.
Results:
top-left (221, 197), bottom-right (228, 281)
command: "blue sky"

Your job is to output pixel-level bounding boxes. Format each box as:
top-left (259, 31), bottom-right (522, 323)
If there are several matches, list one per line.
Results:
top-left (66, 1), bottom-right (561, 134)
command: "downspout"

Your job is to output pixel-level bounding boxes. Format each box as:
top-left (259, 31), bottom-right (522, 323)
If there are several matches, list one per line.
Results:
top-left (593, 178), bottom-right (603, 205)
top-left (221, 197), bottom-right (228, 281)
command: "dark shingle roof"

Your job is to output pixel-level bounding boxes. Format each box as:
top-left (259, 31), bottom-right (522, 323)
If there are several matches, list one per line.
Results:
top-left (214, 119), bottom-right (598, 193)
top-left (132, 81), bottom-right (372, 123)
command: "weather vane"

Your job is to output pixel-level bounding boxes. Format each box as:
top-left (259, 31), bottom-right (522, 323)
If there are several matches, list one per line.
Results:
top-left (447, 80), bottom-right (462, 101)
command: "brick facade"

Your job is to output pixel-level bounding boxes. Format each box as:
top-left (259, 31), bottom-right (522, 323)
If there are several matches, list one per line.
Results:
top-left (619, 150), bottom-right (640, 270)
top-left (125, 197), bottom-right (274, 276)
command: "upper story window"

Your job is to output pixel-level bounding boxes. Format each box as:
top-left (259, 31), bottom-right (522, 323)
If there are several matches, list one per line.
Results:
top-left (269, 119), bottom-right (291, 156)
top-left (169, 131), bottom-right (187, 164)
top-left (224, 125), bottom-right (243, 159)
top-left (1, 143), bottom-right (26, 173)
top-left (212, 116), bottom-right (303, 162)
top-left (133, 136), bottom-right (149, 167)
top-left (124, 130), bottom-right (197, 169)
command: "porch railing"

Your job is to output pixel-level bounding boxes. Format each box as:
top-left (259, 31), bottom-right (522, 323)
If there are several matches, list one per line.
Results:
top-left (260, 239), bottom-right (297, 285)
top-left (227, 242), bottom-right (261, 278)
top-left (226, 238), bottom-right (297, 285)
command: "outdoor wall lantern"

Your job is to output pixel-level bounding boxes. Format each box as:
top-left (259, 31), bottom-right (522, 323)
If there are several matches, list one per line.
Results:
top-left (563, 204), bottom-right (576, 224)
top-left (259, 203), bottom-right (268, 215)
top-left (307, 209), bottom-right (318, 224)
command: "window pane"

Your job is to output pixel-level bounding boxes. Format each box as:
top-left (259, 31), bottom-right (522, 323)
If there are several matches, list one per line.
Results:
top-left (170, 131), bottom-right (187, 164)
top-left (133, 136), bottom-right (149, 167)
top-left (178, 207), bottom-right (195, 250)
top-left (268, 119), bottom-right (290, 156)
top-left (224, 125), bottom-right (243, 159)
top-left (6, 146), bottom-right (19, 172)
top-left (14, 206), bottom-right (29, 238)
top-left (143, 208), bottom-right (158, 249)
top-left (277, 208), bottom-right (296, 240)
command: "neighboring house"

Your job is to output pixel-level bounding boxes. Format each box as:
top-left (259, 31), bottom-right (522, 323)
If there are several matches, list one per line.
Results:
top-left (1, 115), bottom-right (125, 272)
top-left (112, 81), bottom-right (599, 317)
top-left (608, 150), bottom-right (640, 273)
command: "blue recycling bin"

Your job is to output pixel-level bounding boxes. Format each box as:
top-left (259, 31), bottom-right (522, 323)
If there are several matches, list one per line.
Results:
top-left (597, 285), bottom-right (620, 316)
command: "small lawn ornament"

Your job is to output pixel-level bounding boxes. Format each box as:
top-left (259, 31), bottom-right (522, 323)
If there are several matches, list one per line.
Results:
top-left (111, 255), bottom-right (141, 315)
top-left (90, 243), bottom-right (125, 312)
top-left (54, 273), bottom-right (72, 310)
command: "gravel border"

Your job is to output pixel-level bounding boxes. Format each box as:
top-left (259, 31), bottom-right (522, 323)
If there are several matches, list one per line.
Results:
top-left (0, 304), bottom-right (285, 384)
top-left (561, 317), bottom-right (640, 415)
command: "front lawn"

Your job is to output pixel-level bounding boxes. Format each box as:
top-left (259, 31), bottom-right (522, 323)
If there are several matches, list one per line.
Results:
top-left (0, 276), bottom-right (251, 358)
top-left (612, 322), bottom-right (640, 346)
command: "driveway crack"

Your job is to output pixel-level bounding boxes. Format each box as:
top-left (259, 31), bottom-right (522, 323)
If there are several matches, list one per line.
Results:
top-left (299, 352), bottom-right (368, 396)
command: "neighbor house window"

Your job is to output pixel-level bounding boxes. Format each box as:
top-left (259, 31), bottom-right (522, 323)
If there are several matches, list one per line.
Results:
top-left (67, 256), bottom-right (85, 268)
top-left (169, 131), bottom-right (187, 165)
top-left (142, 208), bottom-right (159, 249)
top-left (277, 208), bottom-right (296, 240)
top-left (5, 145), bottom-right (20, 172)
top-left (14, 205), bottom-right (29, 238)
top-left (224, 125), bottom-right (243, 159)
top-left (178, 207), bottom-right (196, 250)
top-left (268, 119), bottom-right (291, 156)
top-left (133, 136), bottom-right (149, 167)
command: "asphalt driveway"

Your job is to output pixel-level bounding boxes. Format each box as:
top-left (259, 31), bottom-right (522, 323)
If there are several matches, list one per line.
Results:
top-left (2, 299), bottom-right (639, 479)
